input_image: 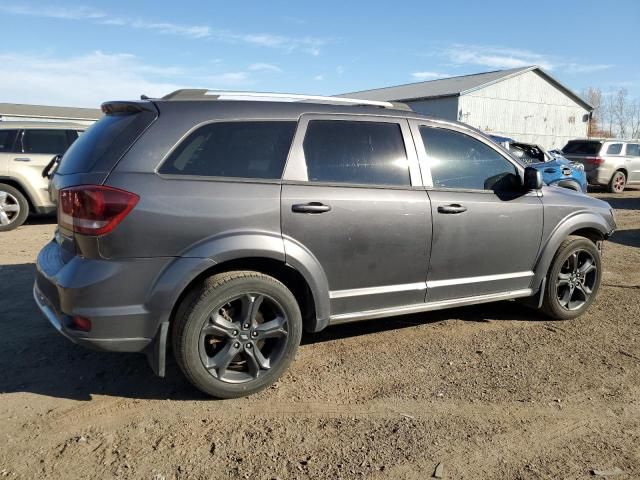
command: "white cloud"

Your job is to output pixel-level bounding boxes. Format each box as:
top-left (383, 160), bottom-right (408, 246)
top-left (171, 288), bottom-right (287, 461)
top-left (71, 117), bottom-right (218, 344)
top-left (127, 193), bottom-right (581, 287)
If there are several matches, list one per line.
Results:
top-left (313, 75), bottom-right (325, 81)
top-left (411, 71), bottom-right (450, 80)
top-left (248, 63), bottom-right (282, 72)
top-left (444, 44), bottom-right (555, 70)
top-left (336, 65), bottom-right (345, 75)
top-left (0, 4), bottom-right (328, 53)
top-left (0, 51), bottom-right (253, 107)
top-left (440, 43), bottom-right (613, 75)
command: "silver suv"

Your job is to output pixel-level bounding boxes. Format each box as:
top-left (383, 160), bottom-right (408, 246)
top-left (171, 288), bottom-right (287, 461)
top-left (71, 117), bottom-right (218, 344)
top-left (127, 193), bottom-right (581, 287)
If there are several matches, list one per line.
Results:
top-left (0, 122), bottom-right (85, 231)
top-left (34, 91), bottom-right (616, 398)
top-left (562, 139), bottom-right (640, 192)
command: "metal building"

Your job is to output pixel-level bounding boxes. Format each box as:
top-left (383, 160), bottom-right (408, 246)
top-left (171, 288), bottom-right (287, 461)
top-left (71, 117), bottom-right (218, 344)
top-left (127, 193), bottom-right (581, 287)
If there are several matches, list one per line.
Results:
top-left (0, 103), bottom-right (101, 126)
top-left (341, 66), bottom-right (593, 149)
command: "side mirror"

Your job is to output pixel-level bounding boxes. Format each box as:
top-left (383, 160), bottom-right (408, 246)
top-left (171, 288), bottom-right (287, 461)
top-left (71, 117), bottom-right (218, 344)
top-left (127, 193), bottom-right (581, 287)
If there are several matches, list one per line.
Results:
top-left (523, 166), bottom-right (543, 190)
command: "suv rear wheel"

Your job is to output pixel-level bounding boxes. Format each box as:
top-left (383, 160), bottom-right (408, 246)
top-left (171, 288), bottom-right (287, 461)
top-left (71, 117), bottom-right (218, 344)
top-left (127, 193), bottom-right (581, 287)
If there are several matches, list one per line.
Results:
top-left (608, 170), bottom-right (626, 193)
top-left (172, 271), bottom-right (302, 398)
top-left (0, 183), bottom-right (29, 232)
top-left (541, 236), bottom-right (601, 320)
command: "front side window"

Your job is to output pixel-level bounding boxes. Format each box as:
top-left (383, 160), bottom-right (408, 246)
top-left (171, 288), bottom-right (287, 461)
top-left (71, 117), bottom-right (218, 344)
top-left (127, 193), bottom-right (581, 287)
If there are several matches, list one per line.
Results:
top-left (21, 129), bottom-right (70, 154)
top-left (303, 120), bottom-right (410, 186)
top-left (606, 143), bottom-right (623, 155)
top-left (159, 121), bottom-right (296, 179)
top-left (0, 130), bottom-right (18, 152)
top-left (626, 143), bottom-right (640, 156)
top-left (420, 126), bottom-right (518, 191)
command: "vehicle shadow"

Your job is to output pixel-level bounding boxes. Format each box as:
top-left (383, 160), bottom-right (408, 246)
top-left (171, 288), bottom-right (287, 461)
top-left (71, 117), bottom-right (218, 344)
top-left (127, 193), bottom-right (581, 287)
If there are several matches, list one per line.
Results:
top-left (608, 228), bottom-right (640, 248)
top-left (592, 195), bottom-right (640, 211)
top-left (25, 214), bottom-right (57, 225)
top-left (0, 262), bottom-right (546, 402)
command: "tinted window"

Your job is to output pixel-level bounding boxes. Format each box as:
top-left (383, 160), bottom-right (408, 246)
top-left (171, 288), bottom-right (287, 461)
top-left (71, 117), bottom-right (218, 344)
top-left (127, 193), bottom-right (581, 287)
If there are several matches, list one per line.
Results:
top-left (159, 121), bottom-right (296, 179)
top-left (22, 129), bottom-right (69, 154)
top-left (57, 111), bottom-right (156, 175)
top-left (562, 140), bottom-right (603, 155)
top-left (627, 144), bottom-right (640, 156)
top-left (303, 120), bottom-right (410, 186)
top-left (420, 127), bottom-right (518, 191)
top-left (606, 143), bottom-right (623, 155)
top-left (0, 129), bottom-right (18, 152)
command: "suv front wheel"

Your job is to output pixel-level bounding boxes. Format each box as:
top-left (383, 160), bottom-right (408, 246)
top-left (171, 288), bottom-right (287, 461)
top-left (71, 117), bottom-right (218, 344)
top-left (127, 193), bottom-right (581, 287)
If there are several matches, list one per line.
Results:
top-left (0, 183), bottom-right (29, 232)
top-left (541, 236), bottom-right (602, 320)
top-left (172, 271), bottom-right (302, 398)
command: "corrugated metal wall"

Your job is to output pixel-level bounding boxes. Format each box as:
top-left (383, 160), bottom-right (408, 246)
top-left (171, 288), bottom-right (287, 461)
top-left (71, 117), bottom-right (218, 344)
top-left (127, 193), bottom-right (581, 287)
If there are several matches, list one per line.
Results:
top-left (456, 70), bottom-right (588, 149)
top-left (405, 96), bottom-right (459, 121)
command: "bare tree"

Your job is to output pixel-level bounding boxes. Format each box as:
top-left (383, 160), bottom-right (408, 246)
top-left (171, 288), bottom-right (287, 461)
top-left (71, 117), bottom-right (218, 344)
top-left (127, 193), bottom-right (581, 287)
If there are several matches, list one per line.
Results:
top-left (612, 88), bottom-right (629, 138)
top-left (583, 87), bottom-right (603, 137)
top-left (629, 100), bottom-right (640, 139)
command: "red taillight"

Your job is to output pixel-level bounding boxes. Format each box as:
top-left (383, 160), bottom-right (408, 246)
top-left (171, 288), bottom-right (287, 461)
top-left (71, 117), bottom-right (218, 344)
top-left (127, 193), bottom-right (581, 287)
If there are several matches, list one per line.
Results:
top-left (584, 156), bottom-right (605, 165)
top-left (58, 185), bottom-right (139, 236)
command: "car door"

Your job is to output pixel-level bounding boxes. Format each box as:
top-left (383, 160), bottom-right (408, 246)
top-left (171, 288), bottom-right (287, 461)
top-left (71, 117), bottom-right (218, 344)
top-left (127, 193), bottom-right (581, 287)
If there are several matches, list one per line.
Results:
top-left (624, 143), bottom-right (640, 182)
top-left (0, 129), bottom-right (19, 176)
top-left (281, 114), bottom-right (432, 318)
top-left (9, 129), bottom-right (72, 208)
top-left (410, 121), bottom-right (543, 303)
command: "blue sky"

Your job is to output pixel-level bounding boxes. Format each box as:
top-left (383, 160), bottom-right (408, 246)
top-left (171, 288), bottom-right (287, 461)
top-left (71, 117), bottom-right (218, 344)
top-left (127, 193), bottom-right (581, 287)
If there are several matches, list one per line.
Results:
top-left (0, 0), bottom-right (638, 107)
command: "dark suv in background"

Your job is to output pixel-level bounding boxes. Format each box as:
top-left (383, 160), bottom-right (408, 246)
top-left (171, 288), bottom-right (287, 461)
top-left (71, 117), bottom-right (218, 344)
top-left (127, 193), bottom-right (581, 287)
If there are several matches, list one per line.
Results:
top-left (34, 90), bottom-right (616, 398)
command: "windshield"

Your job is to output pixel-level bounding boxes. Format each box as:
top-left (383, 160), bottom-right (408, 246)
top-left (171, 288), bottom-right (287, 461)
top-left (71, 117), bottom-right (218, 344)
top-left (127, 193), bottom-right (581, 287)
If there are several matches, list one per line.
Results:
top-left (508, 143), bottom-right (547, 164)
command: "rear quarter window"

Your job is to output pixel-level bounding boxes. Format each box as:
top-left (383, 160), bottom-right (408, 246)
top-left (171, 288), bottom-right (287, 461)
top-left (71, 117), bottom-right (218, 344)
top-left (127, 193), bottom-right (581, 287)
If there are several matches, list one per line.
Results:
top-left (606, 143), bottom-right (623, 155)
top-left (159, 121), bottom-right (296, 180)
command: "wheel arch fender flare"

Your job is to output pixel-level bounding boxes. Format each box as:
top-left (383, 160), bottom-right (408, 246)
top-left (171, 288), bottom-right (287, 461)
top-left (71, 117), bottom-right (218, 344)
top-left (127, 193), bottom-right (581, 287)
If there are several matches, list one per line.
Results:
top-left (531, 212), bottom-right (610, 290)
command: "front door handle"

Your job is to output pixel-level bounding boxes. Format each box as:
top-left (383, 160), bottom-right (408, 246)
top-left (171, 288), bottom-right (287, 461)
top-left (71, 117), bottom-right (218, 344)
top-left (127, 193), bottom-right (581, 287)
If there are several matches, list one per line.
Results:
top-left (437, 204), bottom-right (467, 214)
top-left (292, 202), bottom-right (332, 214)
top-left (14, 157), bottom-right (31, 162)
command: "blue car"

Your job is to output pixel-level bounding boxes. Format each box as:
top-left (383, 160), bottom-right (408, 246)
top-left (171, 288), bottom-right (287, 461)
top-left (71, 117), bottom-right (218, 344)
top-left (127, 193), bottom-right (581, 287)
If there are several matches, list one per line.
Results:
top-left (488, 135), bottom-right (588, 193)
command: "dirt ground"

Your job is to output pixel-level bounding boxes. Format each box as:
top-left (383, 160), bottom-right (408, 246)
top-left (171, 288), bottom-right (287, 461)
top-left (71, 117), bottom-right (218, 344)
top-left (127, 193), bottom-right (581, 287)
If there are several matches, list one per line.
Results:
top-left (1, 189), bottom-right (639, 480)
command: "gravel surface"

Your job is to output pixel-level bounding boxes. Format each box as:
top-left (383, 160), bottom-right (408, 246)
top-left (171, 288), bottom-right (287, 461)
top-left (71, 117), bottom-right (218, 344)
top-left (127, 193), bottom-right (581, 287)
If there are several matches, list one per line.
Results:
top-left (0, 190), bottom-right (638, 479)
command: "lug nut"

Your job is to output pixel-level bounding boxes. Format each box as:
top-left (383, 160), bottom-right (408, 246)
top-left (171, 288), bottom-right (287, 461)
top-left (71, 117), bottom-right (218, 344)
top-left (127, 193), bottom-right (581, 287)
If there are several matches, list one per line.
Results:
top-left (251, 331), bottom-right (258, 338)
top-left (233, 342), bottom-right (240, 348)
top-left (245, 343), bottom-right (252, 349)
top-left (243, 323), bottom-right (250, 329)
top-left (232, 330), bottom-right (238, 336)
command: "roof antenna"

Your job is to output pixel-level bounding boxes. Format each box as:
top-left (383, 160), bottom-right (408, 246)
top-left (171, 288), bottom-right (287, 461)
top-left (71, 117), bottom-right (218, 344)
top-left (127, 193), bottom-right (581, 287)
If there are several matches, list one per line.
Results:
top-left (140, 94), bottom-right (150, 100)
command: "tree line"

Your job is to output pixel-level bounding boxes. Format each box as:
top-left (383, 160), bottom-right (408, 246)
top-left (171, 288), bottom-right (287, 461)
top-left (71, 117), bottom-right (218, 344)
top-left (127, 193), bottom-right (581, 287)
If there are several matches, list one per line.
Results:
top-left (583, 87), bottom-right (640, 139)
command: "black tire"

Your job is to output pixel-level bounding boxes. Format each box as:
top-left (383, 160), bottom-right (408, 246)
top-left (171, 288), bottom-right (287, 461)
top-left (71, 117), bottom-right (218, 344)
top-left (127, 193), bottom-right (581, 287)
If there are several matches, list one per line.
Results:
top-left (608, 170), bottom-right (626, 193)
top-left (0, 183), bottom-right (29, 232)
top-left (541, 236), bottom-right (601, 320)
top-left (172, 271), bottom-right (302, 398)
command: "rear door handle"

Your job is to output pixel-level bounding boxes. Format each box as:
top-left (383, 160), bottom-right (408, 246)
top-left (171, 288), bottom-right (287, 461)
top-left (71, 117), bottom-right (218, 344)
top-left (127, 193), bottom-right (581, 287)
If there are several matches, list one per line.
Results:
top-left (14, 157), bottom-right (31, 162)
top-left (291, 202), bottom-right (332, 214)
top-left (437, 204), bottom-right (467, 214)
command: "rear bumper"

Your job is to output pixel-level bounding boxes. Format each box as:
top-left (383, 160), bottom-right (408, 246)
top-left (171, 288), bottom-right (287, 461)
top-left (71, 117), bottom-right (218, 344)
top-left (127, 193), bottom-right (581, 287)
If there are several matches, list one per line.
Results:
top-left (34, 240), bottom-right (172, 353)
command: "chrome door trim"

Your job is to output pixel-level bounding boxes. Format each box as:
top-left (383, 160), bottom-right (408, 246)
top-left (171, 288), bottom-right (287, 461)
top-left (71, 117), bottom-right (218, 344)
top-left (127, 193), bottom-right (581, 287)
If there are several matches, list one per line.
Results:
top-left (329, 288), bottom-right (533, 325)
top-left (426, 271), bottom-right (533, 289)
top-left (329, 282), bottom-right (426, 299)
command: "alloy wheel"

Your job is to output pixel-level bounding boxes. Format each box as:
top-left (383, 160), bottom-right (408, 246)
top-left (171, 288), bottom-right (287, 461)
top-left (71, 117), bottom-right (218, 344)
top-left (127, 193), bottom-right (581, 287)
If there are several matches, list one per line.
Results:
top-left (0, 191), bottom-right (21, 226)
top-left (556, 249), bottom-right (598, 311)
top-left (198, 293), bottom-right (289, 384)
top-left (612, 172), bottom-right (626, 193)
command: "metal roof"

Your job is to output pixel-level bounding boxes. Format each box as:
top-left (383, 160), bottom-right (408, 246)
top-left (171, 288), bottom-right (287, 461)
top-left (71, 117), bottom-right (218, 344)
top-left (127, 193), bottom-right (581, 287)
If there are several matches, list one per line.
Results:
top-left (339, 66), bottom-right (593, 111)
top-left (0, 103), bottom-right (102, 121)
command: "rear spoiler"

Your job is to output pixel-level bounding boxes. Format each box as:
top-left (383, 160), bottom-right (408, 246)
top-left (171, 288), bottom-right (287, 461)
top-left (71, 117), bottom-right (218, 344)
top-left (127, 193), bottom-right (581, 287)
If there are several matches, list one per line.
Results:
top-left (101, 101), bottom-right (157, 115)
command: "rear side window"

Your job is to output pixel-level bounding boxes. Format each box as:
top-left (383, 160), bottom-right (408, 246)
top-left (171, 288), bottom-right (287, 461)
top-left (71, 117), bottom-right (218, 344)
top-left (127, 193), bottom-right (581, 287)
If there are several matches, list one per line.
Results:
top-left (627, 144), bottom-right (640, 156)
top-left (0, 130), bottom-right (18, 152)
top-left (562, 140), bottom-right (603, 155)
top-left (302, 120), bottom-right (410, 186)
top-left (159, 121), bottom-right (296, 179)
top-left (57, 111), bottom-right (156, 175)
top-left (420, 126), bottom-right (518, 191)
top-left (22, 130), bottom-right (69, 154)
top-left (606, 143), bottom-right (623, 155)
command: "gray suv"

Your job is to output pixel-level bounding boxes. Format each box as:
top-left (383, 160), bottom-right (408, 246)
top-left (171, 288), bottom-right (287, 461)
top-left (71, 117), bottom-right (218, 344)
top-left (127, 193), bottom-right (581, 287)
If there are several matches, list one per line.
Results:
top-left (562, 139), bottom-right (640, 192)
top-left (34, 90), bottom-right (616, 398)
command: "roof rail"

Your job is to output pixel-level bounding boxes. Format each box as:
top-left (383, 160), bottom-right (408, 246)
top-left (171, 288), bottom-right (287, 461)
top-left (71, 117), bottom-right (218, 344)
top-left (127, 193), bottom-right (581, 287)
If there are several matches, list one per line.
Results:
top-left (161, 89), bottom-right (412, 110)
